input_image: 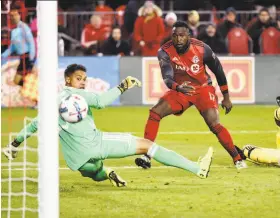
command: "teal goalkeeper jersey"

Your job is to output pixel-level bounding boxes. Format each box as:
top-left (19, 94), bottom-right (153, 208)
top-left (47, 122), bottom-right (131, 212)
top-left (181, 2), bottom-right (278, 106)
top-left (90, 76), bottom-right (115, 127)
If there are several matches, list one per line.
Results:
top-left (15, 86), bottom-right (121, 170)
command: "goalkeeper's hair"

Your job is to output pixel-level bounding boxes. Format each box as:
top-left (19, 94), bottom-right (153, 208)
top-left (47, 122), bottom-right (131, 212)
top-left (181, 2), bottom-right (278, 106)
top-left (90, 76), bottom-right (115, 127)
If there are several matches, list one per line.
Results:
top-left (64, 64), bottom-right (87, 78)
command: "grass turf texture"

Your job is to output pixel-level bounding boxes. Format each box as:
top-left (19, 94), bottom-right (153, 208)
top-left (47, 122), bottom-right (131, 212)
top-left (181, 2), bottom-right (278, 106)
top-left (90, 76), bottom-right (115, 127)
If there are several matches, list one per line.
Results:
top-left (2, 106), bottom-right (280, 218)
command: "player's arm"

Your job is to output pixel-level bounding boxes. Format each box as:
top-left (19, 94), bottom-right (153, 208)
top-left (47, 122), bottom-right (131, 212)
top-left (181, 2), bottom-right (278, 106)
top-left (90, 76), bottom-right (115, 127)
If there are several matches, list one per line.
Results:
top-left (24, 25), bottom-right (36, 61)
top-left (1, 43), bottom-right (14, 59)
top-left (10, 117), bottom-right (38, 147)
top-left (74, 77), bottom-right (141, 109)
top-left (157, 49), bottom-right (178, 90)
top-left (203, 43), bottom-right (232, 114)
top-left (158, 49), bottom-right (194, 94)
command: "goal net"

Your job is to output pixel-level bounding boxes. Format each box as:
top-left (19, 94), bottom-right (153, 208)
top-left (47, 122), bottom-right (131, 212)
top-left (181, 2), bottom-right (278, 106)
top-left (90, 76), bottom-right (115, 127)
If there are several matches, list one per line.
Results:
top-left (1, 1), bottom-right (59, 218)
top-left (1, 118), bottom-right (39, 217)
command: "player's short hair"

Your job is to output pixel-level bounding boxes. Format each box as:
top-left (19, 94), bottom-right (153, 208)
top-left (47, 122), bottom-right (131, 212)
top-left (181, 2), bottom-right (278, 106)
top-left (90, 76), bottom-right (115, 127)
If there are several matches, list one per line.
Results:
top-left (64, 64), bottom-right (86, 78)
top-left (173, 21), bottom-right (189, 30)
top-left (10, 4), bottom-right (21, 11)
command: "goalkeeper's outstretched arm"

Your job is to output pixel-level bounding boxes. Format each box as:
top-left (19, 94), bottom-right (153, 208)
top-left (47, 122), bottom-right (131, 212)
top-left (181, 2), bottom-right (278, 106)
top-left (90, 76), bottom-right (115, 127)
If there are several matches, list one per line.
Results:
top-left (13, 117), bottom-right (38, 146)
top-left (3, 117), bottom-right (38, 160)
top-left (74, 76), bottom-right (141, 109)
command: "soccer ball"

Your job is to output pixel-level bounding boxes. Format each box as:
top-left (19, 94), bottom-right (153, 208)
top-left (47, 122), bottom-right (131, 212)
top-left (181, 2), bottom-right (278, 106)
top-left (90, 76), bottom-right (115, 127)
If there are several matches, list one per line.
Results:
top-left (59, 94), bottom-right (88, 123)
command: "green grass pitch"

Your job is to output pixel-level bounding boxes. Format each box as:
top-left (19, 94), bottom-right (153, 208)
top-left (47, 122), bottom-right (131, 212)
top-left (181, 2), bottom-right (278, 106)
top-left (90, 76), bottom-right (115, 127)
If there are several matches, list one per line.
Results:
top-left (1, 106), bottom-right (280, 218)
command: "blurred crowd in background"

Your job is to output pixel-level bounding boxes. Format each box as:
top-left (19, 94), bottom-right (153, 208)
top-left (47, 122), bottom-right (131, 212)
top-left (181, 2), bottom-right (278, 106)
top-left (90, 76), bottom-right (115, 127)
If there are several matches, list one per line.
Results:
top-left (1, 0), bottom-right (280, 57)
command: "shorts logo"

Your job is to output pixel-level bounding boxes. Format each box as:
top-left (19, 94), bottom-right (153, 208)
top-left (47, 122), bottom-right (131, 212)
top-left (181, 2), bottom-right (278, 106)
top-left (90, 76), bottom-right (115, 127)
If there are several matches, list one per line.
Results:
top-left (191, 64), bottom-right (200, 73)
top-left (192, 56), bottom-right (199, 63)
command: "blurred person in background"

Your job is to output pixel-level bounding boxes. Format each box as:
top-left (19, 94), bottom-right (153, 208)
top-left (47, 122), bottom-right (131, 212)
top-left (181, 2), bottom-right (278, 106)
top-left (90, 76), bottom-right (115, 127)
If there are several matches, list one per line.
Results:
top-left (247, 8), bottom-right (279, 54)
top-left (198, 24), bottom-right (227, 54)
top-left (133, 1), bottom-right (164, 56)
top-left (94, 0), bottom-right (114, 28)
top-left (116, 4), bottom-right (126, 26)
top-left (217, 7), bottom-right (242, 38)
top-left (1, 5), bottom-right (35, 86)
top-left (162, 12), bottom-right (177, 44)
top-left (187, 10), bottom-right (205, 38)
top-left (123, 0), bottom-right (146, 35)
top-left (81, 15), bottom-right (110, 55)
top-left (101, 26), bottom-right (131, 56)
top-left (1, 28), bottom-right (10, 53)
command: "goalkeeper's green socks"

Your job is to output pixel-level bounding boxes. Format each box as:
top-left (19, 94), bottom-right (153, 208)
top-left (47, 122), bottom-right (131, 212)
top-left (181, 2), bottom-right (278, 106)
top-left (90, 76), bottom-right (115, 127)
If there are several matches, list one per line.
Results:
top-left (93, 168), bottom-right (108, 181)
top-left (79, 161), bottom-right (108, 181)
top-left (148, 144), bottom-right (200, 174)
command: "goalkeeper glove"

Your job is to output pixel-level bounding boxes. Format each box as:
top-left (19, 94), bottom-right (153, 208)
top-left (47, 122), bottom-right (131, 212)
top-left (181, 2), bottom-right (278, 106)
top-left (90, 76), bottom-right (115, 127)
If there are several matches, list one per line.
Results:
top-left (117, 76), bottom-right (141, 94)
top-left (3, 139), bottom-right (21, 160)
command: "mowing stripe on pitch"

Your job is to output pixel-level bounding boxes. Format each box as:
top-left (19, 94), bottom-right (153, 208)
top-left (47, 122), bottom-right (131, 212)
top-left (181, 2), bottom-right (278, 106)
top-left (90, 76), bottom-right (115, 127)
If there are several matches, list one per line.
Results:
top-left (1, 165), bottom-right (234, 171)
top-left (1, 130), bottom-right (277, 137)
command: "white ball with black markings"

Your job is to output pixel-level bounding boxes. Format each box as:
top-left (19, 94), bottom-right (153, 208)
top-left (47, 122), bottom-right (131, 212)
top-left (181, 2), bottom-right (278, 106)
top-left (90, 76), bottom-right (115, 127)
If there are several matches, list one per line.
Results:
top-left (59, 94), bottom-right (88, 123)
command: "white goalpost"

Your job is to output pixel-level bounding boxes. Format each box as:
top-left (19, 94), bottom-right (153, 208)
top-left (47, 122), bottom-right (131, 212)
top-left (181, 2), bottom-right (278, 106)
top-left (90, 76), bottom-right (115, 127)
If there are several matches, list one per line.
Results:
top-left (37, 1), bottom-right (59, 218)
top-left (1, 1), bottom-right (59, 217)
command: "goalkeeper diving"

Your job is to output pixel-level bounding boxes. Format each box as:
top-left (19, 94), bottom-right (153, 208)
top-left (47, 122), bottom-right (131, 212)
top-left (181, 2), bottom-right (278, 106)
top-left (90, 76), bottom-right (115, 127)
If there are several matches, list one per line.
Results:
top-left (3, 64), bottom-right (213, 187)
top-left (235, 96), bottom-right (280, 167)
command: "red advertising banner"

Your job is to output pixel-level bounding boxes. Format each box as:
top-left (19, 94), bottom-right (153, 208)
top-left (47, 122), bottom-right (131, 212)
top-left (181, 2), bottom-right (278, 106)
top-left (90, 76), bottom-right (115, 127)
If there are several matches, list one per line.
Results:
top-left (142, 57), bottom-right (255, 104)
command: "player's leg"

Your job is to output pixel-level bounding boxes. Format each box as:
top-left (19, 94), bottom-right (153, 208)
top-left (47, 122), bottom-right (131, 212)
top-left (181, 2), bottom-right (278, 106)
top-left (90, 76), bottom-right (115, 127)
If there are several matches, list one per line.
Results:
top-left (137, 98), bottom-right (173, 168)
top-left (243, 145), bottom-right (280, 166)
top-left (14, 54), bottom-right (34, 86)
top-left (138, 90), bottom-right (191, 169)
top-left (135, 138), bottom-right (213, 178)
top-left (197, 86), bottom-right (246, 169)
top-left (14, 55), bottom-right (26, 86)
top-left (14, 74), bottom-right (24, 86)
top-left (102, 132), bottom-right (213, 178)
top-left (144, 98), bottom-right (174, 142)
top-left (79, 158), bottom-right (126, 187)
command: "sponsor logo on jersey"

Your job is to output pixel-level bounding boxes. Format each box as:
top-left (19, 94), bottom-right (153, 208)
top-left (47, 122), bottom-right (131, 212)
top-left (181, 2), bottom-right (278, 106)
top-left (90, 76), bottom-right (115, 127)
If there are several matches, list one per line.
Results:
top-left (192, 55), bottom-right (199, 63)
top-left (175, 64), bottom-right (190, 71)
top-left (190, 64), bottom-right (200, 73)
top-left (172, 57), bottom-right (179, 61)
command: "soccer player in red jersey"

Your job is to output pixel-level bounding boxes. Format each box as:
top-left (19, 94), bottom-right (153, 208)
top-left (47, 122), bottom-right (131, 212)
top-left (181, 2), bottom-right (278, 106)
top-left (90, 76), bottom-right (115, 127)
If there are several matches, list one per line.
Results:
top-left (135, 21), bottom-right (247, 170)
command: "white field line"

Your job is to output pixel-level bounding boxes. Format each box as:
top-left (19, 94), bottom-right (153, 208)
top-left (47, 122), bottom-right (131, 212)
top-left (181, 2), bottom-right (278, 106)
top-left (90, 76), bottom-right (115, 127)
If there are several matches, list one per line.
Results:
top-left (1, 165), bottom-right (233, 171)
top-left (1, 130), bottom-right (277, 137)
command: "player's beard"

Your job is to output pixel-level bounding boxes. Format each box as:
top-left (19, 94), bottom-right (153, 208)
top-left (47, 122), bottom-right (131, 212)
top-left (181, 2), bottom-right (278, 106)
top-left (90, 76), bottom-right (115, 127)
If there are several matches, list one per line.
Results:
top-left (174, 40), bottom-right (190, 54)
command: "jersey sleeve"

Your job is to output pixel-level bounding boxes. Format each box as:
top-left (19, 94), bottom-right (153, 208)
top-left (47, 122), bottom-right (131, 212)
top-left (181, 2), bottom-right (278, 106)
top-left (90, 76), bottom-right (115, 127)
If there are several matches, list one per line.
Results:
top-left (15, 117), bottom-right (38, 144)
top-left (157, 48), bottom-right (178, 90)
top-left (203, 43), bottom-right (228, 94)
top-left (73, 87), bottom-right (121, 109)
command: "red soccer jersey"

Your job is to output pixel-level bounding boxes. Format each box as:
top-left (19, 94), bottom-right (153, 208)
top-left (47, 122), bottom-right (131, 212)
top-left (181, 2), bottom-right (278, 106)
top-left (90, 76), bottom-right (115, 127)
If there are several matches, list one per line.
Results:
top-left (158, 38), bottom-right (228, 94)
top-left (81, 24), bottom-right (110, 47)
top-left (161, 38), bottom-right (210, 88)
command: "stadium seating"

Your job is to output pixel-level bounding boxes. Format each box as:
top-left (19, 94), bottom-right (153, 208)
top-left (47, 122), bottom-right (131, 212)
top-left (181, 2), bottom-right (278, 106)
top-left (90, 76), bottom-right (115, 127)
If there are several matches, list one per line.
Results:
top-left (259, 27), bottom-right (280, 54)
top-left (226, 27), bottom-right (253, 55)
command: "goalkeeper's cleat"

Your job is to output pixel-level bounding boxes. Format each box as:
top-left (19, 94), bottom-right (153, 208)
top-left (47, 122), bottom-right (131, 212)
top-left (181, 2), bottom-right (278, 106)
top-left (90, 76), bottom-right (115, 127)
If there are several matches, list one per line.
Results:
top-left (106, 168), bottom-right (127, 187)
top-left (235, 160), bottom-right (248, 170)
top-left (197, 147), bottom-right (213, 179)
top-left (135, 155), bottom-right (151, 169)
top-left (117, 76), bottom-right (142, 93)
top-left (3, 144), bottom-right (19, 160)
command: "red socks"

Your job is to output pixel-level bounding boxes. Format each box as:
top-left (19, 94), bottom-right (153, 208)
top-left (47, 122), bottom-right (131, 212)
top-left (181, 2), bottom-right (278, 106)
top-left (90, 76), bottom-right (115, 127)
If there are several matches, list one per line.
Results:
top-left (144, 110), bottom-right (161, 142)
top-left (210, 124), bottom-right (241, 162)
